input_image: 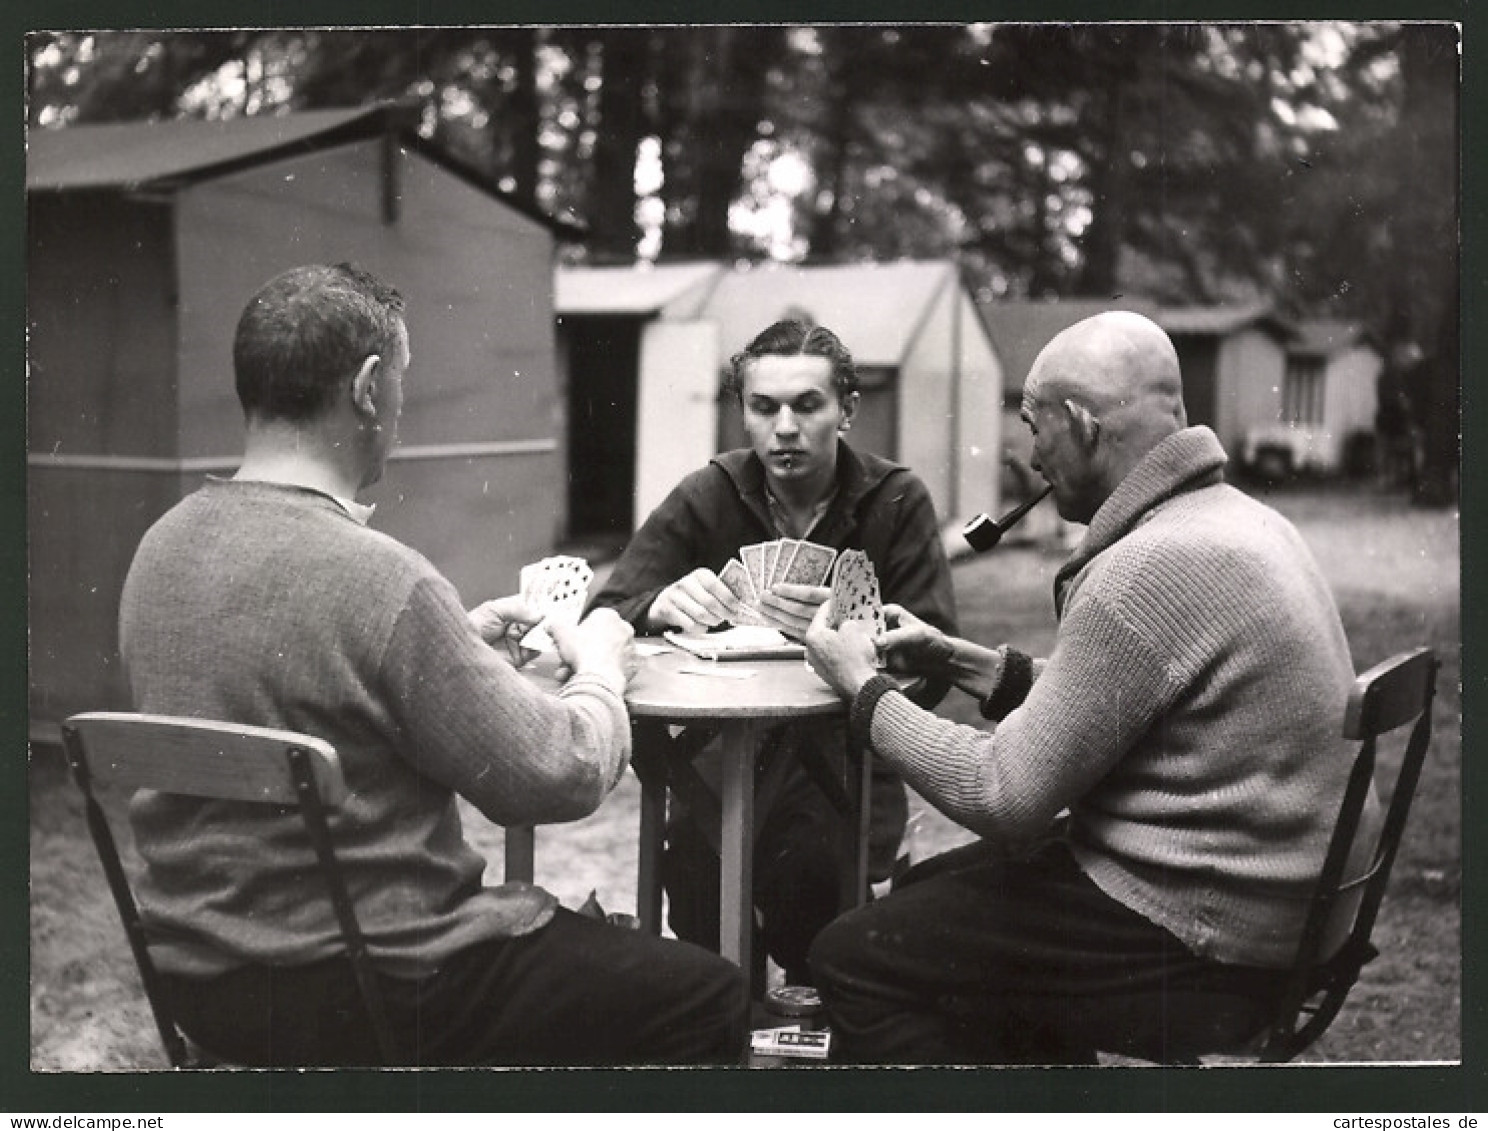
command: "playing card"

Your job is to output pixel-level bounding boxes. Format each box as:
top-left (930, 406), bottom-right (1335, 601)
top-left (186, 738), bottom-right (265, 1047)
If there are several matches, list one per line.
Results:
top-left (780, 540), bottom-right (837, 587)
top-left (719, 557), bottom-right (758, 605)
top-left (519, 555), bottom-right (593, 651)
top-left (829, 549), bottom-right (885, 635)
top-left (762, 540), bottom-right (783, 591)
top-left (741, 543), bottom-right (769, 593)
top-left (770, 539), bottom-right (802, 590)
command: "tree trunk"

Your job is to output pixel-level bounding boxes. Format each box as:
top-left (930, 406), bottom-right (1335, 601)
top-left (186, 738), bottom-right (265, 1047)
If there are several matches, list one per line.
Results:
top-left (1074, 78), bottom-right (1126, 296)
top-left (588, 29), bottom-right (651, 261)
top-left (664, 26), bottom-right (776, 258)
top-left (1395, 25), bottom-right (1460, 507)
top-left (504, 28), bottom-right (540, 212)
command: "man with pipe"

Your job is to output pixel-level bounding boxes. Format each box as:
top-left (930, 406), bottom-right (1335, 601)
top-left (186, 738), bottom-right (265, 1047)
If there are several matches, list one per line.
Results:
top-left (800, 311), bottom-right (1378, 1064)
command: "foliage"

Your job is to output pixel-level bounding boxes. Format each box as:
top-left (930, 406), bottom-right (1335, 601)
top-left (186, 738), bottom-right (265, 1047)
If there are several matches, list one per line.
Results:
top-left (25, 23), bottom-right (1460, 482)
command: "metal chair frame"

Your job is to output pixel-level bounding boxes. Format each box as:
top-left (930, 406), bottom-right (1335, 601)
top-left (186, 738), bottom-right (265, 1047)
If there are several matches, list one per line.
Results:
top-left (61, 711), bottom-right (397, 1068)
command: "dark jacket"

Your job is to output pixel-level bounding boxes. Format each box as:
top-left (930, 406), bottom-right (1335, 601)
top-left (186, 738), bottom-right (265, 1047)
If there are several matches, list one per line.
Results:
top-left (592, 442), bottom-right (958, 647)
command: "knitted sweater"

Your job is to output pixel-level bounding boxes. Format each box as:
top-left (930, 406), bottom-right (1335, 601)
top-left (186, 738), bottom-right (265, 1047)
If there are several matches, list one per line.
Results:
top-left (858, 427), bottom-right (1379, 968)
top-left (118, 479), bottom-right (631, 978)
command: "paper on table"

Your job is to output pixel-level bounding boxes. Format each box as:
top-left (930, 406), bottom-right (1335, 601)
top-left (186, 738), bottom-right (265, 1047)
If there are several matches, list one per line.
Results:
top-left (664, 625), bottom-right (804, 662)
top-left (677, 665), bottom-right (759, 679)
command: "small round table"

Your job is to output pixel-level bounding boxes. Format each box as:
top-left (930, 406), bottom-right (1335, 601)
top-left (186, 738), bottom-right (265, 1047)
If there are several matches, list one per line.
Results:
top-left (516, 642), bottom-right (871, 974)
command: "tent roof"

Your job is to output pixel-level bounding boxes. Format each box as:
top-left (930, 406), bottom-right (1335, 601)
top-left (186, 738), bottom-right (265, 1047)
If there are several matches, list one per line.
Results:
top-left (26, 103), bottom-right (574, 233)
top-left (554, 262), bottom-right (724, 316)
top-left (981, 297), bottom-right (1299, 393)
top-left (980, 298), bottom-right (1162, 394)
top-left (698, 261), bottom-right (961, 366)
top-left (1290, 319), bottom-right (1377, 357)
top-left (1156, 300), bottom-right (1294, 339)
top-left (27, 106), bottom-right (382, 191)
top-left (555, 259), bottom-right (972, 367)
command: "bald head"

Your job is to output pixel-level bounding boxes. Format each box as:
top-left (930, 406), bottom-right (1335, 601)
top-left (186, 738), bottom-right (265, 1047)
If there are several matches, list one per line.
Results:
top-left (1026, 311), bottom-right (1185, 427)
top-left (1020, 312), bottom-right (1188, 522)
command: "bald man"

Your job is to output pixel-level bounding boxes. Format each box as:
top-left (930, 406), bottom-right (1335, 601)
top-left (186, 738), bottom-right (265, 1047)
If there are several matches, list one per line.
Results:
top-left (802, 312), bottom-right (1378, 1064)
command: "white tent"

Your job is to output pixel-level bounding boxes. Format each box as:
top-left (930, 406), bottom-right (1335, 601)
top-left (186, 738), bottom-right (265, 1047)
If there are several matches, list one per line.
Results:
top-left (555, 260), bottom-right (1004, 537)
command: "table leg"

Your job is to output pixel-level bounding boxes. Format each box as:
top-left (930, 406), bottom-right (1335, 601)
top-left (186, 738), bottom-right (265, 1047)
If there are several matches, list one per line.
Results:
top-left (717, 719), bottom-right (758, 968)
top-left (631, 721), bottom-right (670, 935)
top-left (853, 747), bottom-right (873, 906)
top-left (836, 742), bottom-right (873, 913)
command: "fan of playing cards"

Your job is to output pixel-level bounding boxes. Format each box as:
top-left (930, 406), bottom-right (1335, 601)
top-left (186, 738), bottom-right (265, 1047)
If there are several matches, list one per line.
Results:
top-left (718, 539), bottom-right (886, 640)
top-left (720, 538), bottom-right (839, 631)
top-left (827, 549), bottom-right (887, 636)
top-left (518, 554), bottom-right (594, 652)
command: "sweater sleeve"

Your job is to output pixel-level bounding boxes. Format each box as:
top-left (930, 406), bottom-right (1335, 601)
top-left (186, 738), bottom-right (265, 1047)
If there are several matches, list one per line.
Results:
top-left (382, 576), bottom-right (631, 827)
top-left (859, 590), bottom-right (1182, 843)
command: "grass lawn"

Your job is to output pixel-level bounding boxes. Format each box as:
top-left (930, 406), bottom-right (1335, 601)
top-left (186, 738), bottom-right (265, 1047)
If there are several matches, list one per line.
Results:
top-left (26, 482), bottom-right (1461, 1069)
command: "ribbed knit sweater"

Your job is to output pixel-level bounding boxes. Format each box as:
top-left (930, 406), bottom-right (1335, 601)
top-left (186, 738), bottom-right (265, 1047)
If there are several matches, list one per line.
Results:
top-left (118, 479), bottom-right (631, 978)
top-left (858, 427), bottom-right (1379, 968)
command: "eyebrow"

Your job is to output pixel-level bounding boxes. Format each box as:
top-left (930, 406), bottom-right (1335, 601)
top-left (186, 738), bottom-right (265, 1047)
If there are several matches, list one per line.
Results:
top-left (748, 390), bottom-right (827, 406)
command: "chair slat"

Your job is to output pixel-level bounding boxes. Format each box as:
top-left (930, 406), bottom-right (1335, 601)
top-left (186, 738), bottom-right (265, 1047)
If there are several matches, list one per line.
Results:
top-left (1343, 647), bottom-right (1437, 739)
top-left (61, 711), bottom-right (388, 1066)
top-left (64, 712), bottom-right (346, 806)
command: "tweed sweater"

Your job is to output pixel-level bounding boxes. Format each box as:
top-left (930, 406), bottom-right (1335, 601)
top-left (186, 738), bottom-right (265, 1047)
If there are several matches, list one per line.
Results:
top-left (859, 427), bottom-right (1379, 967)
top-left (118, 479), bottom-right (631, 978)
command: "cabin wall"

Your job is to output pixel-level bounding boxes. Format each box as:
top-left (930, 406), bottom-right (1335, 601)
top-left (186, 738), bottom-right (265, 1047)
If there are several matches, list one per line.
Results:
top-left (1215, 328), bottom-right (1288, 454)
top-left (173, 140), bottom-right (562, 602)
top-left (27, 194), bottom-right (182, 723)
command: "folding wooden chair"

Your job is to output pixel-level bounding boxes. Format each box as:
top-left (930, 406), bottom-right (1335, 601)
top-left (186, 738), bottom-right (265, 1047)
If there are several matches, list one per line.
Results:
top-left (60, 712), bottom-right (397, 1068)
top-left (1098, 645), bottom-right (1440, 1065)
top-left (1253, 645), bottom-right (1440, 1061)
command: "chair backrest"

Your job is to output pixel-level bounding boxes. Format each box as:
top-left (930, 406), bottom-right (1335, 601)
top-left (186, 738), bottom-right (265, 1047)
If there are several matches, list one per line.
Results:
top-left (1259, 646), bottom-right (1439, 1062)
top-left (60, 711), bottom-right (395, 1067)
top-left (66, 712), bottom-right (347, 804)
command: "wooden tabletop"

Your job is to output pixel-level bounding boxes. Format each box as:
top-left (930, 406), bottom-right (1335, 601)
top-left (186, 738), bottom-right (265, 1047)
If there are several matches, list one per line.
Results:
top-left (626, 642), bottom-right (845, 720)
top-left (524, 640), bottom-right (846, 721)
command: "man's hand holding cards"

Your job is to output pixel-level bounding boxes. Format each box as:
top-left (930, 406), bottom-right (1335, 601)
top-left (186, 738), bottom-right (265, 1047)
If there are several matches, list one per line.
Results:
top-left (648, 566), bottom-right (751, 634)
top-left (718, 538), bottom-right (839, 641)
top-left (803, 550), bottom-right (890, 696)
top-left (827, 549), bottom-right (887, 638)
top-left (518, 554), bottom-right (594, 653)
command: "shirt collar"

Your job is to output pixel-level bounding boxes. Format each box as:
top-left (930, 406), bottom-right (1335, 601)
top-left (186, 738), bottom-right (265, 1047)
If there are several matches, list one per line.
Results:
top-left (1053, 425), bottom-right (1228, 616)
top-left (331, 495), bottom-right (377, 525)
top-left (765, 483), bottom-right (837, 540)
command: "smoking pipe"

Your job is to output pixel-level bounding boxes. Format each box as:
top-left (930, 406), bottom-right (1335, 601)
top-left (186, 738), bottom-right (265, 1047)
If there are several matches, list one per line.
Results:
top-left (961, 485), bottom-right (1054, 553)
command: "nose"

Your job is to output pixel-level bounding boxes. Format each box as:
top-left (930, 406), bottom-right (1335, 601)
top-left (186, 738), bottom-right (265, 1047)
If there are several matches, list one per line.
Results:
top-left (775, 407), bottom-right (800, 436)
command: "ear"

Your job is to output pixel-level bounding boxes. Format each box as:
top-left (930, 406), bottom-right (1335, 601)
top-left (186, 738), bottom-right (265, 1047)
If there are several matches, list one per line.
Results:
top-left (1062, 398), bottom-right (1101, 449)
top-left (838, 390), bottom-right (860, 431)
top-left (350, 355), bottom-right (382, 418)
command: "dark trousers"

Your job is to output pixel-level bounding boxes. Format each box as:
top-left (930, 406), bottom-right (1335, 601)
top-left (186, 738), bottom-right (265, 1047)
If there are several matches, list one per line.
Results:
top-left (163, 907), bottom-right (750, 1067)
top-left (662, 722), bottom-right (907, 990)
top-left (808, 839), bottom-right (1290, 1065)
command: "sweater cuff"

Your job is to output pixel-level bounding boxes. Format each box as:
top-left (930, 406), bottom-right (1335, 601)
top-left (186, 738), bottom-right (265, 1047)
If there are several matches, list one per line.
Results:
top-left (850, 674), bottom-right (900, 751)
top-left (980, 648), bottom-right (1034, 720)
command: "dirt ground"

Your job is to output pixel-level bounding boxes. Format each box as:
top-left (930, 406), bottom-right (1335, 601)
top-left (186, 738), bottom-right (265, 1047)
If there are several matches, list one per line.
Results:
top-left (27, 480), bottom-right (1462, 1070)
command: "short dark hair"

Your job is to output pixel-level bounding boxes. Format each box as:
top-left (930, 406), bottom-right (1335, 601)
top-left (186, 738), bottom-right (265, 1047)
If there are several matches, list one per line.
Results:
top-left (233, 263), bottom-right (406, 423)
top-left (723, 320), bottom-right (859, 404)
